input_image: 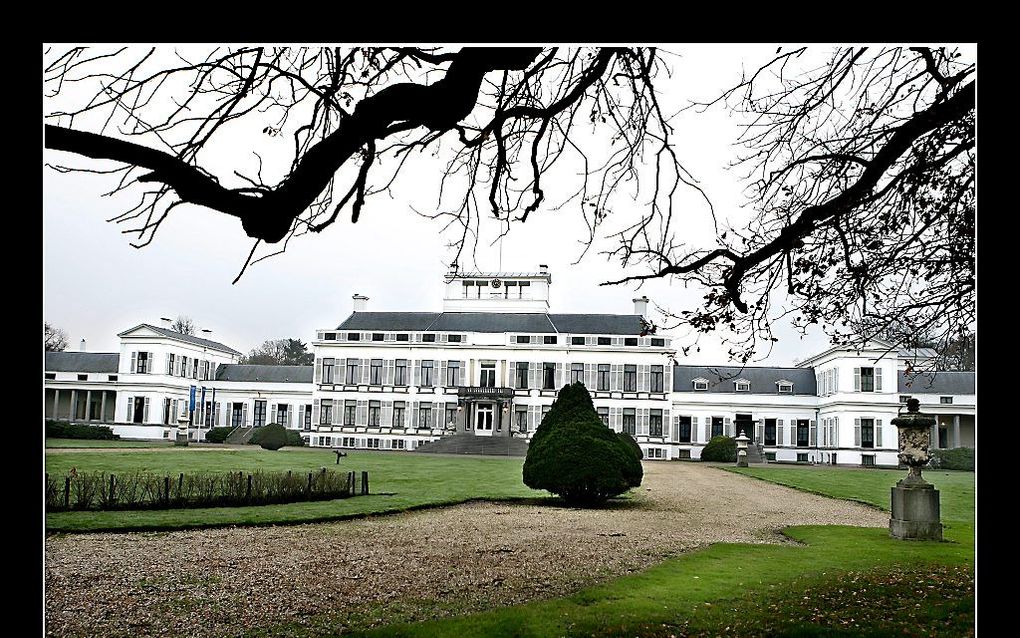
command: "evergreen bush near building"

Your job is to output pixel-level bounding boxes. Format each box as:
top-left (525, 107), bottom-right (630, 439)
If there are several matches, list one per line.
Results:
top-left (285, 430), bottom-right (306, 447)
top-left (616, 431), bottom-right (644, 487)
top-left (523, 382), bottom-right (642, 505)
top-left (45, 420), bottom-right (119, 440)
top-left (929, 447), bottom-right (974, 471)
top-left (251, 423), bottom-right (289, 450)
top-left (701, 435), bottom-right (737, 462)
top-left (204, 427), bottom-right (234, 444)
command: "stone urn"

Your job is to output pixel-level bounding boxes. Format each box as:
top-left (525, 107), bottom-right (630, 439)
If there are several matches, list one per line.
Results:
top-left (735, 431), bottom-right (749, 467)
top-left (889, 398), bottom-right (942, 540)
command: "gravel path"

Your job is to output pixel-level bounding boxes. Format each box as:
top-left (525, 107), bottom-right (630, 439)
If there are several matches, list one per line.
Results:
top-left (45, 462), bottom-right (887, 637)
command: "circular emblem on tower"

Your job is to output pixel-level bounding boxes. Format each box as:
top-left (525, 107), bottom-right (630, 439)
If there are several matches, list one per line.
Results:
top-left (491, 278), bottom-right (502, 289)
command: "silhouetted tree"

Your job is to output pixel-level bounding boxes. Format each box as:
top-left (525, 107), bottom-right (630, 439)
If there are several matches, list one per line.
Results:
top-left (44, 46), bottom-right (974, 368)
top-left (241, 338), bottom-right (313, 365)
top-left (170, 315), bottom-right (195, 335)
top-left (44, 322), bottom-right (69, 351)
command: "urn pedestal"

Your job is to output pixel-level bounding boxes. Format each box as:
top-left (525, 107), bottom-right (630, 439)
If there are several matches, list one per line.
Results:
top-left (735, 431), bottom-right (749, 468)
top-left (889, 399), bottom-right (942, 541)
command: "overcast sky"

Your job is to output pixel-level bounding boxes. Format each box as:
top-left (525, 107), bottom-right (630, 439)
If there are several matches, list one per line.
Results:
top-left (43, 44), bottom-right (893, 363)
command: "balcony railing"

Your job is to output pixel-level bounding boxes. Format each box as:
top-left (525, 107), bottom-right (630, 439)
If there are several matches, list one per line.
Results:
top-left (457, 386), bottom-right (515, 399)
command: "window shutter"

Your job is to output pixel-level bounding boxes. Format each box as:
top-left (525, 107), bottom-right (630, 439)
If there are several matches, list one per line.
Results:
top-left (853, 367), bottom-right (861, 391)
top-left (639, 365), bottom-right (650, 392)
top-left (298, 405), bottom-right (305, 428)
top-left (143, 397), bottom-right (150, 422)
top-left (439, 361), bottom-right (447, 388)
top-left (663, 409), bottom-right (670, 438)
top-left (809, 419), bottom-right (817, 446)
top-left (130, 352), bottom-right (137, 373)
top-left (664, 366), bottom-right (672, 394)
top-left (314, 358), bottom-right (322, 383)
top-left (382, 401), bottom-right (393, 427)
top-left (672, 415), bottom-right (680, 442)
top-left (126, 396), bottom-right (134, 421)
top-left (610, 365), bottom-right (621, 391)
top-left (384, 360), bottom-right (394, 385)
top-left (555, 362), bottom-right (564, 389)
top-left (834, 368), bottom-right (839, 392)
top-left (242, 402), bottom-right (249, 427)
top-left (458, 361), bottom-right (466, 386)
top-left (584, 364), bottom-right (595, 390)
top-left (875, 419), bottom-right (883, 447)
top-left (529, 362), bottom-right (538, 389)
top-left (411, 401), bottom-right (419, 428)
top-left (166, 355), bottom-right (172, 375)
top-left (724, 416), bottom-right (732, 437)
top-left (413, 360), bottom-right (421, 386)
top-left (357, 401), bottom-right (368, 426)
top-left (875, 367), bottom-right (883, 392)
top-left (854, 418), bottom-right (861, 446)
top-left (833, 417), bottom-right (839, 447)
top-left (778, 419), bottom-right (785, 445)
top-left (385, 333), bottom-right (395, 342)
top-left (271, 404), bottom-right (278, 424)
top-left (359, 359), bottom-right (369, 384)
top-left (756, 419), bottom-right (764, 443)
top-left (585, 336), bottom-right (596, 346)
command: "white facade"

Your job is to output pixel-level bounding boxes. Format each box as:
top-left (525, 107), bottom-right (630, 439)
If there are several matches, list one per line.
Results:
top-left (43, 271), bottom-right (975, 466)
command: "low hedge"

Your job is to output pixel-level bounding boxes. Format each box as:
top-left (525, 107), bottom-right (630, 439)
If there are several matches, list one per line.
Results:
top-left (929, 447), bottom-right (974, 471)
top-left (45, 420), bottom-right (119, 440)
top-left (701, 435), bottom-right (737, 462)
top-left (45, 468), bottom-right (364, 512)
top-left (248, 424), bottom-right (306, 448)
top-left (204, 427), bottom-right (234, 444)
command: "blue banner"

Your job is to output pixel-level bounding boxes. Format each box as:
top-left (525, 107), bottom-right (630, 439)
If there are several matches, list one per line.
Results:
top-left (189, 385), bottom-right (197, 411)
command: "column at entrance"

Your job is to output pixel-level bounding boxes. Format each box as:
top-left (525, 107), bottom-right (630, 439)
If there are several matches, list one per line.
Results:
top-left (52, 390), bottom-right (60, 420)
top-left (952, 415), bottom-right (961, 449)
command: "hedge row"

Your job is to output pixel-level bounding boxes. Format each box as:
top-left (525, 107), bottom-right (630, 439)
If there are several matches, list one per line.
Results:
top-left (929, 447), bottom-right (974, 471)
top-left (45, 468), bottom-right (363, 512)
top-left (45, 420), bottom-right (119, 440)
top-left (248, 423), bottom-right (305, 449)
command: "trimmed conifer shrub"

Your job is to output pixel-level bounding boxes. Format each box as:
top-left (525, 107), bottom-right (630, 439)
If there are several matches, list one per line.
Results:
top-left (254, 423), bottom-right (288, 450)
top-left (701, 435), bottom-right (737, 462)
top-left (616, 431), bottom-right (644, 487)
top-left (204, 427), bottom-right (233, 444)
top-left (523, 382), bottom-right (642, 505)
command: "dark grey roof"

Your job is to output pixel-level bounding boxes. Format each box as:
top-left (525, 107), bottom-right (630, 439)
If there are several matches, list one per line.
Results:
top-left (672, 365), bottom-right (817, 395)
top-left (215, 365), bottom-right (312, 384)
top-left (548, 314), bottom-right (645, 335)
top-left (46, 352), bottom-right (120, 373)
top-left (337, 312), bottom-right (643, 335)
top-left (119, 324), bottom-right (242, 356)
top-left (898, 371), bottom-right (974, 395)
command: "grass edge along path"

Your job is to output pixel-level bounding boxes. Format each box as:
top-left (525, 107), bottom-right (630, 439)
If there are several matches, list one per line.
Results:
top-left (335, 465), bottom-right (973, 638)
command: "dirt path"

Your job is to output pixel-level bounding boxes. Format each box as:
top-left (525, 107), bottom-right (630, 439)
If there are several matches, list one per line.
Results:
top-left (45, 463), bottom-right (887, 637)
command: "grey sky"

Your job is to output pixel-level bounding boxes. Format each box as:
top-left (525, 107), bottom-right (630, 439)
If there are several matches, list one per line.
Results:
top-left (43, 44), bottom-right (903, 362)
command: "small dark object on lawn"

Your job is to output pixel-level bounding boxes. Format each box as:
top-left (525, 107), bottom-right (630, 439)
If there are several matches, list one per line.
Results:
top-left (334, 449), bottom-right (348, 464)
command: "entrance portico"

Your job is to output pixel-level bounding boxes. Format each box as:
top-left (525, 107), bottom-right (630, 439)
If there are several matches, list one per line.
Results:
top-left (457, 386), bottom-right (514, 437)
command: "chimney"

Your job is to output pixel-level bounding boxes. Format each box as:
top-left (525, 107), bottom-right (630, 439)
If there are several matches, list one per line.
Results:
top-left (80, 338), bottom-right (87, 352)
top-left (633, 296), bottom-right (649, 318)
top-left (538, 264), bottom-right (549, 274)
top-left (160, 317), bottom-right (172, 329)
top-left (352, 294), bottom-right (369, 312)
top-left (448, 261), bottom-right (459, 276)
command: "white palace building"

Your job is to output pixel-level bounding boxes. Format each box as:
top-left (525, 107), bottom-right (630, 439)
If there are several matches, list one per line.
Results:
top-left (43, 267), bottom-right (975, 467)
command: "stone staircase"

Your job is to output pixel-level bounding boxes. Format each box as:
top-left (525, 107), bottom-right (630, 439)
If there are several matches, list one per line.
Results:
top-left (414, 434), bottom-right (530, 457)
top-left (224, 426), bottom-right (256, 445)
top-left (745, 442), bottom-right (766, 464)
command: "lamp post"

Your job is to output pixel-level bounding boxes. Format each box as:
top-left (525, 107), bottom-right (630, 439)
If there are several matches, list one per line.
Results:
top-left (889, 398), bottom-right (942, 540)
top-left (735, 431), bottom-right (749, 467)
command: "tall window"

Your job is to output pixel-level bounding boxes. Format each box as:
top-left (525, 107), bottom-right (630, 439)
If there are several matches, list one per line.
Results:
top-left (277, 404), bottom-right (289, 427)
top-left (320, 400), bottom-right (333, 425)
top-left (678, 416), bottom-right (692, 443)
top-left (322, 358), bottom-right (335, 384)
top-left (516, 407), bottom-right (528, 433)
top-left (395, 360), bottom-right (408, 386)
top-left (344, 400), bottom-right (357, 426)
top-left (649, 409), bottom-right (663, 437)
top-left (650, 365), bottom-right (664, 392)
top-left (479, 362), bottom-right (495, 387)
top-left (797, 419), bottom-right (809, 447)
top-left (253, 400), bottom-right (267, 427)
top-left (711, 416), bottom-right (724, 438)
top-left (368, 401), bottom-right (380, 426)
top-left (860, 367), bottom-right (875, 392)
top-left (419, 406), bottom-right (432, 429)
top-left (303, 405), bottom-right (312, 430)
top-left (370, 359), bottom-right (383, 384)
top-left (346, 359), bottom-right (359, 384)
top-left (597, 407), bottom-right (609, 427)
top-left (597, 364), bottom-right (610, 391)
top-left (571, 363), bottom-right (584, 384)
top-left (764, 418), bottom-right (777, 445)
top-left (515, 362), bottom-right (529, 389)
top-left (167, 353), bottom-right (175, 375)
top-left (421, 360), bottom-right (434, 387)
top-left (447, 361), bottom-right (461, 387)
top-left (623, 409), bottom-right (636, 435)
top-left (193, 359), bottom-right (199, 378)
top-left (445, 407), bottom-right (457, 427)
top-left (861, 418), bottom-right (875, 448)
top-left (623, 365), bottom-right (637, 392)
top-left (136, 352), bottom-right (149, 374)
top-left (543, 362), bottom-right (555, 390)
top-left (393, 402), bottom-right (405, 428)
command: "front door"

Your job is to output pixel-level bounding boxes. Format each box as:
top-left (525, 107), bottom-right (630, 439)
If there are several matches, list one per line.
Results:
top-left (735, 413), bottom-right (754, 441)
top-left (475, 403), bottom-right (494, 436)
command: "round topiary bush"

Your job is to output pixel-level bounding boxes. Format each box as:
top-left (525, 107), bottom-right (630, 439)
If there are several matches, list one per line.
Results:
top-left (255, 423), bottom-right (288, 451)
top-left (523, 382), bottom-right (642, 505)
top-left (701, 435), bottom-right (737, 462)
top-left (616, 431), bottom-right (644, 487)
top-left (204, 426), bottom-right (233, 444)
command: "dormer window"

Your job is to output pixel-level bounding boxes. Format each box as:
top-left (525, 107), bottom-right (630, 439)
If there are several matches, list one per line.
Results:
top-left (735, 380), bottom-right (750, 392)
top-left (777, 380), bottom-right (794, 394)
top-left (515, 335), bottom-right (531, 344)
top-left (347, 332), bottom-right (361, 341)
top-left (692, 378), bottom-right (709, 391)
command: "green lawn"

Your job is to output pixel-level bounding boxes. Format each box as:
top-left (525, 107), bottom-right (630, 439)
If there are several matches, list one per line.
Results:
top-left (46, 448), bottom-right (542, 533)
top-left (45, 438), bottom-right (174, 448)
top-left (333, 464), bottom-right (974, 638)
